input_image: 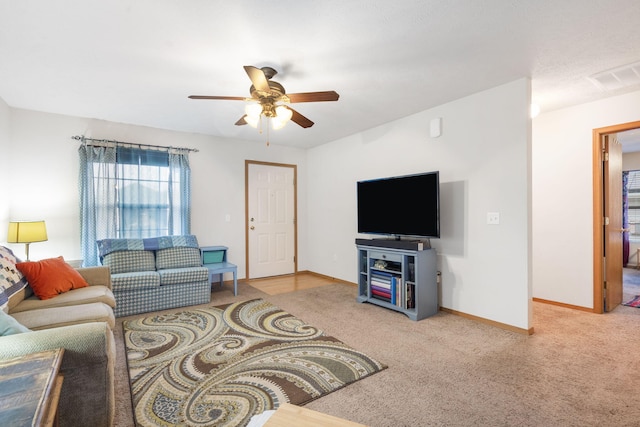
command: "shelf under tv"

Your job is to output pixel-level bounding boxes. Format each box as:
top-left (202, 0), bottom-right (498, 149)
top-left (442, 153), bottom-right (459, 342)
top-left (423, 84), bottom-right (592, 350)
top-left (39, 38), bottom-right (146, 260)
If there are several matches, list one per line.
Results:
top-left (355, 238), bottom-right (430, 251)
top-left (356, 241), bottom-right (438, 321)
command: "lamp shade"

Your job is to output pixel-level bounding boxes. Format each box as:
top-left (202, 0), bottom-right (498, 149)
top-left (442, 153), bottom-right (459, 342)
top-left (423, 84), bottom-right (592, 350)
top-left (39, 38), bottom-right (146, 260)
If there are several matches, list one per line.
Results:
top-left (272, 106), bottom-right (293, 130)
top-left (245, 103), bottom-right (263, 118)
top-left (7, 221), bottom-right (48, 243)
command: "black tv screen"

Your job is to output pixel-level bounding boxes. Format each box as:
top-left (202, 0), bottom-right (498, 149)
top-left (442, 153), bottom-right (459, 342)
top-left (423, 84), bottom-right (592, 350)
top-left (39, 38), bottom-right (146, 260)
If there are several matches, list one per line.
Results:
top-left (357, 171), bottom-right (440, 238)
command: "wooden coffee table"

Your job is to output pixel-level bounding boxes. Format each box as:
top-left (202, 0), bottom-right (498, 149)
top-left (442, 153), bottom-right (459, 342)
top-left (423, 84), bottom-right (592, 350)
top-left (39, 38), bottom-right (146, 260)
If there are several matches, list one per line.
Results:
top-left (0, 348), bottom-right (65, 427)
top-left (263, 403), bottom-right (367, 427)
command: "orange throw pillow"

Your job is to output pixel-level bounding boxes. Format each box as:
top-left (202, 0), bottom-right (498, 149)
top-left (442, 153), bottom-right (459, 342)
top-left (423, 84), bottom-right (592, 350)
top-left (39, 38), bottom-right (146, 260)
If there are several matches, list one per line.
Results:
top-left (16, 256), bottom-right (89, 300)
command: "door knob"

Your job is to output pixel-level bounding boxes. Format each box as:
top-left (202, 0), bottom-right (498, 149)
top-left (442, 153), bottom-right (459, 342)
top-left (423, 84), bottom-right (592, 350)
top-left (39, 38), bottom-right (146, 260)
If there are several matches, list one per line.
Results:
top-left (250, 226), bottom-right (255, 230)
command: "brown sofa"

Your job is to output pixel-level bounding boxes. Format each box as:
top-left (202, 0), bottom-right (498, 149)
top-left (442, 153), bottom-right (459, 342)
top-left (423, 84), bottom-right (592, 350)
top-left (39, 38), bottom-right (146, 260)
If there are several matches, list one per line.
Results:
top-left (0, 265), bottom-right (117, 427)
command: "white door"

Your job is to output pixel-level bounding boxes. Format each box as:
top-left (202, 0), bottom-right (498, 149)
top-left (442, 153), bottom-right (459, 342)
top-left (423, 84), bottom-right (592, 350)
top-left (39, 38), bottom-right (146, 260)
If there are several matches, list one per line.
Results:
top-left (246, 161), bottom-right (296, 279)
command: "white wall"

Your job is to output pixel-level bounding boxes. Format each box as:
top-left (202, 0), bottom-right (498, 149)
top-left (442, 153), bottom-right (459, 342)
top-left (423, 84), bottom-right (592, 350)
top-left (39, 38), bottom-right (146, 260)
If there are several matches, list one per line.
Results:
top-left (532, 89), bottom-right (640, 308)
top-left (2, 79), bottom-right (534, 331)
top-left (306, 79), bottom-right (532, 330)
top-left (3, 108), bottom-right (308, 276)
top-left (622, 151), bottom-right (640, 171)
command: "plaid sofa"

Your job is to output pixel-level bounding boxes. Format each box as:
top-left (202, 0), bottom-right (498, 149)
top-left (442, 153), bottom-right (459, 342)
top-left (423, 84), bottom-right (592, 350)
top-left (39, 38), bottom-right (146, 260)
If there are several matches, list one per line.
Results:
top-left (97, 235), bottom-right (211, 317)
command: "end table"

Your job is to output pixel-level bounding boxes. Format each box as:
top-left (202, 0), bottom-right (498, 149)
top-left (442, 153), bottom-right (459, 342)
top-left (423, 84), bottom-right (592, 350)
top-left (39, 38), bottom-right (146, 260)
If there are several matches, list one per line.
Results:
top-left (201, 245), bottom-right (238, 296)
top-left (0, 348), bottom-right (65, 427)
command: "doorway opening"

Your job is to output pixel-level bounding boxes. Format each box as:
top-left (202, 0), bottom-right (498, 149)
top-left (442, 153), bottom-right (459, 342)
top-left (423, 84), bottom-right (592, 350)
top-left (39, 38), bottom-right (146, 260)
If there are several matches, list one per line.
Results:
top-left (593, 120), bottom-right (640, 313)
top-left (622, 164), bottom-right (640, 302)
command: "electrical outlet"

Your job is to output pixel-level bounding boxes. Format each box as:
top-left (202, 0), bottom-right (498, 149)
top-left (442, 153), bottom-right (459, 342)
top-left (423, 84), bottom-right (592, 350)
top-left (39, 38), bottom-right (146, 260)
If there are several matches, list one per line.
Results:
top-left (487, 212), bottom-right (500, 225)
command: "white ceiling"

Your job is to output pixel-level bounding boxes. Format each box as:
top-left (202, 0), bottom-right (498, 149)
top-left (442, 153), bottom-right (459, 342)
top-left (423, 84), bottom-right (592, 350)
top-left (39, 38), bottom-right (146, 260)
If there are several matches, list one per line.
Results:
top-left (1, 0), bottom-right (640, 149)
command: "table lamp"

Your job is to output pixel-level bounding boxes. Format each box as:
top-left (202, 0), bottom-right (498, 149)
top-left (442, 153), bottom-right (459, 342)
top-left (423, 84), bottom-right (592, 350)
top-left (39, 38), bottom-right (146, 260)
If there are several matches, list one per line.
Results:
top-left (7, 220), bottom-right (48, 261)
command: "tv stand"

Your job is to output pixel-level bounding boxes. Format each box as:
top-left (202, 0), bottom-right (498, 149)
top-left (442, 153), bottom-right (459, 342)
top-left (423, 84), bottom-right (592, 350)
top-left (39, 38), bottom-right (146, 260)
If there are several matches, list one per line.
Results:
top-left (356, 240), bottom-right (438, 321)
top-left (355, 238), bottom-right (429, 251)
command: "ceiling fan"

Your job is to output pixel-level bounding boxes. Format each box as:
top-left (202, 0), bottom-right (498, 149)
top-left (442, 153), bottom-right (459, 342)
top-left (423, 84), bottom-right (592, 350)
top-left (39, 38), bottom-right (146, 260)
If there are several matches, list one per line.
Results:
top-left (189, 65), bottom-right (339, 129)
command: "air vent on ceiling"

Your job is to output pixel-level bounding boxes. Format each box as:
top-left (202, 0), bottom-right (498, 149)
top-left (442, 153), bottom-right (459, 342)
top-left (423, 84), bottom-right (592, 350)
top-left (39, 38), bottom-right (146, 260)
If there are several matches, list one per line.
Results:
top-left (587, 61), bottom-right (640, 91)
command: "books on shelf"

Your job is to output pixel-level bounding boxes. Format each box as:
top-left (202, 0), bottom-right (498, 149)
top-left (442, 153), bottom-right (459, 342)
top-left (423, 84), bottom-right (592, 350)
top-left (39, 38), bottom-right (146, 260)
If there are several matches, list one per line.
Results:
top-left (366, 256), bottom-right (421, 311)
top-left (406, 282), bottom-right (415, 309)
top-left (371, 288), bottom-right (392, 303)
top-left (370, 271), bottom-right (399, 306)
top-left (370, 278), bottom-right (391, 289)
top-left (368, 274), bottom-right (416, 310)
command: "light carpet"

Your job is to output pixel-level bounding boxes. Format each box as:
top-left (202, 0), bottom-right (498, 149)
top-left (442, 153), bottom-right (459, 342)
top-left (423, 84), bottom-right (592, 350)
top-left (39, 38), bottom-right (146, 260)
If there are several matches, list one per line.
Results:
top-left (122, 298), bottom-right (386, 426)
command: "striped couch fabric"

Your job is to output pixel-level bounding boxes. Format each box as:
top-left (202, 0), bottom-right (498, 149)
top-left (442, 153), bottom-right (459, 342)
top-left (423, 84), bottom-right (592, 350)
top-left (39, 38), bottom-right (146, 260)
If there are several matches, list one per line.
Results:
top-left (110, 271), bottom-right (160, 291)
top-left (103, 250), bottom-right (155, 274)
top-left (97, 236), bottom-right (211, 317)
top-left (156, 247), bottom-right (202, 270)
top-left (158, 267), bottom-right (209, 286)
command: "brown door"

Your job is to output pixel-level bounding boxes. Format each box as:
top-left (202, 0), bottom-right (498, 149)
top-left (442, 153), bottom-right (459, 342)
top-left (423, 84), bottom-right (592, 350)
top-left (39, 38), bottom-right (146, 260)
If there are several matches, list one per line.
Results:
top-left (603, 134), bottom-right (623, 311)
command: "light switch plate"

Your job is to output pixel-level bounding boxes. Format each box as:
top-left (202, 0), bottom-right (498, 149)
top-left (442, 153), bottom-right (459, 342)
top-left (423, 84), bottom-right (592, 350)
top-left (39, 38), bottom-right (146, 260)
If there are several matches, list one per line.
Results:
top-left (487, 212), bottom-right (500, 225)
top-left (430, 117), bottom-right (442, 138)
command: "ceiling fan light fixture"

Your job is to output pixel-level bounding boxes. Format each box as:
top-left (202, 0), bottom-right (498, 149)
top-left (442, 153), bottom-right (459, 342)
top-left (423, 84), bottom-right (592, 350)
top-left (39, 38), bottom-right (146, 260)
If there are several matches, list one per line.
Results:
top-left (189, 65), bottom-right (338, 133)
top-left (272, 105), bottom-right (293, 130)
top-left (275, 105), bottom-right (293, 121)
top-left (245, 103), bottom-right (263, 119)
top-left (245, 114), bottom-right (260, 128)
top-left (271, 117), bottom-right (287, 130)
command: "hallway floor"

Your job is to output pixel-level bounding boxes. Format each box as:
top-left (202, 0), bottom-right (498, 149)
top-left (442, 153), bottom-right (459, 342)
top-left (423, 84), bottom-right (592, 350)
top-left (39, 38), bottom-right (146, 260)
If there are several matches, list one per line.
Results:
top-left (623, 267), bottom-right (640, 303)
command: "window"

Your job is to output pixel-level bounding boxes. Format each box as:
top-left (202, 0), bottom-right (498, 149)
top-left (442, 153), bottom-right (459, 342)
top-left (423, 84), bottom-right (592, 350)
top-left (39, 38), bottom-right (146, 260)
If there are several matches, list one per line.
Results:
top-left (79, 145), bottom-right (191, 266)
top-left (627, 170), bottom-right (640, 242)
top-left (114, 148), bottom-right (175, 237)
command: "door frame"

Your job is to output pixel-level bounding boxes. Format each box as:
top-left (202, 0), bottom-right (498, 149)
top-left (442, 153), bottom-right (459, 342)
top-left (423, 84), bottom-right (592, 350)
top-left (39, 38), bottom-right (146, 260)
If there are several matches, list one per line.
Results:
top-left (593, 120), bottom-right (640, 313)
top-left (244, 160), bottom-right (298, 280)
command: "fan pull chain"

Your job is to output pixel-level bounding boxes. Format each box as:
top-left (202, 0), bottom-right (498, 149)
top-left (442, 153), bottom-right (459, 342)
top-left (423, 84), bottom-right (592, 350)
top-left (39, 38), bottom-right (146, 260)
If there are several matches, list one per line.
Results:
top-left (257, 115), bottom-right (269, 146)
top-left (266, 118), bottom-right (270, 146)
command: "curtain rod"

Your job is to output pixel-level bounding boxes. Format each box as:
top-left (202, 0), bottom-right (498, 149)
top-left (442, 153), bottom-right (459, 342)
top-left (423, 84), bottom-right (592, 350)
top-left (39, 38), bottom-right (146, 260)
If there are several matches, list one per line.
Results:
top-left (71, 135), bottom-right (199, 153)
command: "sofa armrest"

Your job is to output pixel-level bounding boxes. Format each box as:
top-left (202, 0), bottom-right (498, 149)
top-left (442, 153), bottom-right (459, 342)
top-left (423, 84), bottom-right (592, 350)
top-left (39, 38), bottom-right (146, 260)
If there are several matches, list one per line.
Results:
top-left (76, 266), bottom-right (112, 290)
top-left (0, 322), bottom-right (115, 427)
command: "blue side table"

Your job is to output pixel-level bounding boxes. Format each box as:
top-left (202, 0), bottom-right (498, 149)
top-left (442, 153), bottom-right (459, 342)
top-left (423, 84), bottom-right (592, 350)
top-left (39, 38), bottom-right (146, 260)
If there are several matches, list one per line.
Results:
top-left (200, 246), bottom-right (238, 296)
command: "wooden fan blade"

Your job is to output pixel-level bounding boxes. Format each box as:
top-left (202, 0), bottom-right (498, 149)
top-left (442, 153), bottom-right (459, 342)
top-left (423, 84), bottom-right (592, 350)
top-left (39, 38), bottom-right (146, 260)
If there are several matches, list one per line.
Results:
top-left (287, 91), bottom-right (339, 103)
top-left (289, 107), bottom-right (314, 128)
top-left (243, 66), bottom-right (270, 93)
top-left (235, 115), bottom-right (248, 126)
top-left (188, 95), bottom-right (246, 100)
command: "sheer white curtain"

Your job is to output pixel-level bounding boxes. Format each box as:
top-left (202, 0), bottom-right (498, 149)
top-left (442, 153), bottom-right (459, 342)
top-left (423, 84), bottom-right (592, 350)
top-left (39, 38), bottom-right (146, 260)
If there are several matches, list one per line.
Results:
top-left (79, 144), bottom-right (118, 266)
top-left (79, 144), bottom-right (191, 266)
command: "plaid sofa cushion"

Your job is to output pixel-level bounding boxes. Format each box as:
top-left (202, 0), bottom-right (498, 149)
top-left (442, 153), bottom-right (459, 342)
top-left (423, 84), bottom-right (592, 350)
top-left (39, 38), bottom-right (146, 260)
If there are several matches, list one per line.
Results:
top-left (156, 247), bottom-right (202, 270)
top-left (111, 271), bottom-right (160, 292)
top-left (158, 267), bottom-right (209, 286)
top-left (102, 250), bottom-right (155, 274)
top-left (113, 279), bottom-right (210, 317)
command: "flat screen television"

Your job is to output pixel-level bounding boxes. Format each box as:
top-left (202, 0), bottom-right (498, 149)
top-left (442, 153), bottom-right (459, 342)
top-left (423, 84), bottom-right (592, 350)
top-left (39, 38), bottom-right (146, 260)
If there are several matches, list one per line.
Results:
top-left (357, 171), bottom-right (440, 239)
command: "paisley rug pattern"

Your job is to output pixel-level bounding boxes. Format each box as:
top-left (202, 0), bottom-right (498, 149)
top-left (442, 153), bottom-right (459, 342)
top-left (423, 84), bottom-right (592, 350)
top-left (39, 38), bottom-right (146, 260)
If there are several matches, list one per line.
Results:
top-left (123, 298), bottom-right (386, 426)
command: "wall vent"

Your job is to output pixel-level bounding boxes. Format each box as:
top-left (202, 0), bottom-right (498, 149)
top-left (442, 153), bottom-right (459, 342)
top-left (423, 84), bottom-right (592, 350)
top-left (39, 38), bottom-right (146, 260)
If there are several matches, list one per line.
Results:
top-left (587, 61), bottom-right (640, 91)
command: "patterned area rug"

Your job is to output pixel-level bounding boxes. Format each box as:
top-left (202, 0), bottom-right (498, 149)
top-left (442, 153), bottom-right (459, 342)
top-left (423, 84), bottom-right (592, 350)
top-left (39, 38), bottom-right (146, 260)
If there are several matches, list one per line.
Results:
top-left (123, 299), bottom-right (387, 426)
top-left (623, 295), bottom-right (640, 307)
